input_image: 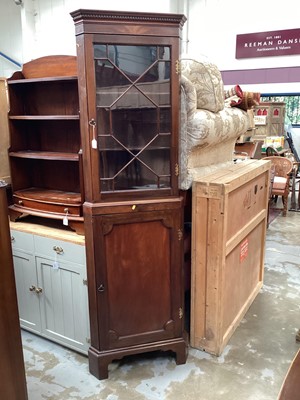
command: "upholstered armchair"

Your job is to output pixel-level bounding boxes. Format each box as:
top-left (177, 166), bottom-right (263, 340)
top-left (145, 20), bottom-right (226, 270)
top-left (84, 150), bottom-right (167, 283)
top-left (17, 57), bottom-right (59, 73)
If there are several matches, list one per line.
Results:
top-left (179, 57), bottom-right (251, 190)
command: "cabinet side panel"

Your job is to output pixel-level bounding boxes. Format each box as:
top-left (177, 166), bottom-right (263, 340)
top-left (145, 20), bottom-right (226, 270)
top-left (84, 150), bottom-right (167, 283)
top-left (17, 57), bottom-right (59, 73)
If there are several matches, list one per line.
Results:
top-left (190, 196), bottom-right (208, 346)
top-left (0, 80), bottom-right (10, 182)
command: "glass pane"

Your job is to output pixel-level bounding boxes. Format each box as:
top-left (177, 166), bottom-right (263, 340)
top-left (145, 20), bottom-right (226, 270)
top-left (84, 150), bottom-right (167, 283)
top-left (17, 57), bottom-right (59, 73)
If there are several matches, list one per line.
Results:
top-left (160, 108), bottom-right (171, 133)
top-left (107, 45), bottom-right (157, 78)
top-left (94, 44), bottom-right (172, 193)
top-left (99, 150), bottom-right (170, 191)
top-left (136, 75), bottom-right (170, 106)
top-left (111, 108), bottom-right (158, 149)
top-left (113, 86), bottom-right (156, 110)
top-left (138, 148), bottom-right (171, 181)
top-left (95, 60), bottom-right (130, 106)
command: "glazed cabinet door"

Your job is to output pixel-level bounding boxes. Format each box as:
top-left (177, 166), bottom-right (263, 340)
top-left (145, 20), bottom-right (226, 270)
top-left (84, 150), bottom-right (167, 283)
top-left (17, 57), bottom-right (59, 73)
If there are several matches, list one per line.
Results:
top-left (75, 32), bottom-right (182, 203)
top-left (91, 201), bottom-right (184, 351)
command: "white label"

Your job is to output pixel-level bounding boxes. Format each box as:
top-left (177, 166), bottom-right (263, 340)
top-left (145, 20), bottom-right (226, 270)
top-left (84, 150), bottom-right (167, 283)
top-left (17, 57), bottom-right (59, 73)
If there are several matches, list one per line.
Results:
top-left (92, 139), bottom-right (97, 149)
top-left (53, 261), bottom-right (60, 270)
top-left (63, 215), bottom-right (69, 226)
top-left (254, 115), bottom-right (267, 125)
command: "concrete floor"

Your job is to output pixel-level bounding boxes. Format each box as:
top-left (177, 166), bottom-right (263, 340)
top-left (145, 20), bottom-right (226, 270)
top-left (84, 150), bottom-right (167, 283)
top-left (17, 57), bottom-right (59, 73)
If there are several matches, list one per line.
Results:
top-left (22, 208), bottom-right (300, 400)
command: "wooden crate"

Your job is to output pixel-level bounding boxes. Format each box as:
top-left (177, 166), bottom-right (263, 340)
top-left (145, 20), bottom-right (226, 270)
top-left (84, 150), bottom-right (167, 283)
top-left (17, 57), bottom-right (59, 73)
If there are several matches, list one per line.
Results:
top-left (190, 159), bottom-right (270, 355)
top-left (253, 102), bottom-right (286, 138)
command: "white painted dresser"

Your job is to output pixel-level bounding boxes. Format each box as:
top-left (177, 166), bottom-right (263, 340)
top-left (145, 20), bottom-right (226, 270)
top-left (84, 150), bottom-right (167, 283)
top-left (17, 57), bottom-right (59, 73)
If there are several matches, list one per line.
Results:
top-left (10, 219), bottom-right (90, 355)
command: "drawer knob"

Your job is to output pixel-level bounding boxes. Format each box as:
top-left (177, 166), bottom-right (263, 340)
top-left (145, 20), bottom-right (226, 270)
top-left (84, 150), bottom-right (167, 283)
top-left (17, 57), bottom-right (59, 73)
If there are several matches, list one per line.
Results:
top-left (29, 285), bottom-right (36, 292)
top-left (18, 200), bottom-right (23, 205)
top-left (35, 287), bottom-right (43, 294)
top-left (53, 245), bottom-right (64, 255)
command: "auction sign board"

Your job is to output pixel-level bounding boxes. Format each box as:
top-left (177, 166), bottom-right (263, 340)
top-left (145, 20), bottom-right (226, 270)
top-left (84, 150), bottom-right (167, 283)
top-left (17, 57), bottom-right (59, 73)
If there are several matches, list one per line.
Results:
top-left (236, 28), bottom-right (300, 59)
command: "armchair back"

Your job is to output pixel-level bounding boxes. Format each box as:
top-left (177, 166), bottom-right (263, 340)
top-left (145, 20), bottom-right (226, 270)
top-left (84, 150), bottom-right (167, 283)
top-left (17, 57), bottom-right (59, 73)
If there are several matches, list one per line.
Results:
top-left (179, 57), bottom-right (250, 190)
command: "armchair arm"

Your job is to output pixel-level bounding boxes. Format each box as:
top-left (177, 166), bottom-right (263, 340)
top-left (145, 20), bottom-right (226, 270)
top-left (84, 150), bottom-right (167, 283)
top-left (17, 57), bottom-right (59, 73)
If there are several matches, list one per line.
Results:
top-left (180, 75), bottom-right (197, 118)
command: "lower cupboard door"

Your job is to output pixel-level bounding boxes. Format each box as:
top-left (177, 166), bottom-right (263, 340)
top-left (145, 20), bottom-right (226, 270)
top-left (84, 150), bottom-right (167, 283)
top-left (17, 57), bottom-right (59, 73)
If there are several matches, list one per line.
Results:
top-left (13, 251), bottom-right (42, 333)
top-left (36, 257), bottom-right (90, 354)
top-left (95, 208), bottom-right (184, 350)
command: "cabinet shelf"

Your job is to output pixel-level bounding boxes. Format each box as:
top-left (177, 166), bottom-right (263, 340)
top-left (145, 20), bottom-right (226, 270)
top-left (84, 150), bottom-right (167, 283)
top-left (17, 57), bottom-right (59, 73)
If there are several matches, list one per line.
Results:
top-left (9, 151), bottom-right (80, 161)
top-left (9, 115), bottom-right (79, 120)
top-left (8, 76), bottom-right (78, 85)
top-left (101, 146), bottom-right (170, 152)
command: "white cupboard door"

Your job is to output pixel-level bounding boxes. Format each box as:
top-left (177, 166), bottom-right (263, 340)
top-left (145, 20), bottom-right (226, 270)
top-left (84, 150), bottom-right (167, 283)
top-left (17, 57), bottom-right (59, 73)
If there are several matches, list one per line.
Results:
top-left (12, 251), bottom-right (42, 333)
top-left (36, 257), bottom-right (89, 354)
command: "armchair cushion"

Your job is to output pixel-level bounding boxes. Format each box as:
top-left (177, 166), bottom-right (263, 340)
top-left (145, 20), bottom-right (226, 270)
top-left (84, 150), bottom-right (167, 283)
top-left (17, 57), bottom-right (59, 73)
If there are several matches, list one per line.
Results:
top-left (273, 176), bottom-right (288, 191)
top-left (180, 58), bottom-right (224, 113)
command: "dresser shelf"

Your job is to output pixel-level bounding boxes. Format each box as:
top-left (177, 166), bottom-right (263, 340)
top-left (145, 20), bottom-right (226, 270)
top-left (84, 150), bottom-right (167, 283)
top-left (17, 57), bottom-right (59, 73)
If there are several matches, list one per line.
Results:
top-left (7, 55), bottom-right (84, 234)
top-left (9, 151), bottom-right (80, 161)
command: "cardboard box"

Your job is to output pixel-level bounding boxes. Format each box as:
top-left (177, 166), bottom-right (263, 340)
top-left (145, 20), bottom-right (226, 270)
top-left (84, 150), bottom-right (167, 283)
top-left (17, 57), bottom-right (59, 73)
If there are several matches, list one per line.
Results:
top-left (262, 136), bottom-right (285, 151)
top-left (190, 159), bottom-right (270, 355)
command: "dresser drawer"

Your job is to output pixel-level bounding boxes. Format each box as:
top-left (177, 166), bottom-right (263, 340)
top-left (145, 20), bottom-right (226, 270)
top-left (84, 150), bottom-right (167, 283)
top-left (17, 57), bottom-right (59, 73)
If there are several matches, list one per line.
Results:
top-left (34, 235), bottom-right (86, 265)
top-left (13, 194), bottom-right (82, 217)
top-left (10, 229), bottom-right (34, 254)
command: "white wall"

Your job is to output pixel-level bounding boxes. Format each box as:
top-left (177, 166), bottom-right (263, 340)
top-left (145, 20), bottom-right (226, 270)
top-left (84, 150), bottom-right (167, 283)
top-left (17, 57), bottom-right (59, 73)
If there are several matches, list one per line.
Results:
top-left (187, 0), bottom-right (300, 70)
top-left (186, 0), bottom-right (300, 93)
top-left (0, 0), bottom-right (22, 78)
top-left (0, 0), bottom-right (174, 77)
top-left (0, 0), bottom-right (299, 94)
top-left (33, 0), bottom-right (175, 60)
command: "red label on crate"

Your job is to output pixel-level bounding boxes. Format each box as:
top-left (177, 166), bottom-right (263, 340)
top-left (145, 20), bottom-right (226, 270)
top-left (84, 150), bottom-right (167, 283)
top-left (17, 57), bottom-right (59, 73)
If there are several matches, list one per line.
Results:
top-left (240, 238), bottom-right (249, 262)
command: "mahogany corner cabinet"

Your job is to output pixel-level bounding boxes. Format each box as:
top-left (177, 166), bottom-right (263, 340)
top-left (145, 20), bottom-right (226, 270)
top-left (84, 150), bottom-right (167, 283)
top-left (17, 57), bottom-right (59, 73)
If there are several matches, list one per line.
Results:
top-left (71, 9), bottom-right (188, 379)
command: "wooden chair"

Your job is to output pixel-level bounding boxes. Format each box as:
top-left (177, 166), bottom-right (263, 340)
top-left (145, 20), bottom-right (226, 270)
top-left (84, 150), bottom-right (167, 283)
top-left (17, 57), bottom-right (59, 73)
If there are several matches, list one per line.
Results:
top-left (286, 130), bottom-right (300, 211)
top-left (266, 146), bottom-right (280, 156)
top-left (234, 141), bottom-right (262, 160)
top-left (262, 156), bottom-right (294, 217)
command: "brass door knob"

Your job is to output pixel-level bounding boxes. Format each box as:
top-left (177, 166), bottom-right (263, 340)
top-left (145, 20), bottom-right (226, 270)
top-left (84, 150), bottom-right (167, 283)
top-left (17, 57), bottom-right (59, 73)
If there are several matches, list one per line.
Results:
top-left (53, 245), bottom-right (64, 255)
